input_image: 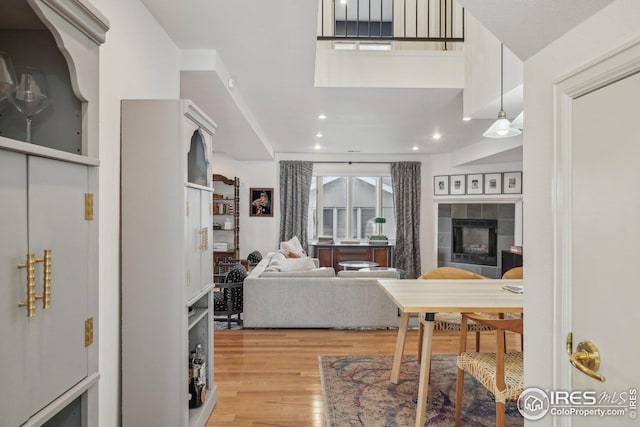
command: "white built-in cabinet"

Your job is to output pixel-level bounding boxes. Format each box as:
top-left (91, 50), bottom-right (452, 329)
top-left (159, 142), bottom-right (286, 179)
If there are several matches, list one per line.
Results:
top-left (121, 100), bottom-right (217, 427)
top-left (0, 1), bottom-right (107, 426)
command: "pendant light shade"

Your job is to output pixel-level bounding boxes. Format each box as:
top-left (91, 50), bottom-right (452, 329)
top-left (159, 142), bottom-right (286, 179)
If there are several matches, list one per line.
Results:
top-left (483, 44), bottom-right (521, 139)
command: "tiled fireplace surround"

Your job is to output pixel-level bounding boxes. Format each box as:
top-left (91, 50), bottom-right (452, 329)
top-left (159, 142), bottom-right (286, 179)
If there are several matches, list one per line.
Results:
top-left (437, 203), bottom-right (515, 279)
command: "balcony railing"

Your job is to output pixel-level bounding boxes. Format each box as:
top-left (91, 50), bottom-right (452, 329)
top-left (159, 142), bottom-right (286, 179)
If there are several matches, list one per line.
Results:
top-left (317, 0), bottom-right (464, 44)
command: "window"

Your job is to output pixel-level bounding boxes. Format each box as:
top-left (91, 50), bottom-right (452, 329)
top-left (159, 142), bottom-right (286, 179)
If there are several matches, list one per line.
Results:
top-left (308, 174), bottom-right (395, 242)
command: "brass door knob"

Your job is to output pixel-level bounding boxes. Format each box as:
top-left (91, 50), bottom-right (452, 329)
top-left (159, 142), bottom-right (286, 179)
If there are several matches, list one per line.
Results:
top-left (567, 332), bottom-right (605, 382)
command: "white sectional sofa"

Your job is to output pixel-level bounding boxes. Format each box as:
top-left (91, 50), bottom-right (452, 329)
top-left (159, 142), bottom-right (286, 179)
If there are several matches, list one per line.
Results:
top-left (243, 252), bottom-right (402, 328)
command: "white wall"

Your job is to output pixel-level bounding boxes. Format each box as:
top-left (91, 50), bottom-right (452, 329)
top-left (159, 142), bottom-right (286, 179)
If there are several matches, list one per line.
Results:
top-left (91, 0), bottom-right (180, 425)
top-left (213, 154), bottom-right (280, 258)
top-left (523, 1), bottom-right (640, 424)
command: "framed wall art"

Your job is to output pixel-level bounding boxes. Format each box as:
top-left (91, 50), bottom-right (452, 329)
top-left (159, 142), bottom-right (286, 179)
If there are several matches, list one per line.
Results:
top-left (449, 175), bottom-right (466, 195)
top-left (434, 175), bottom-right (449, 195)
top-left (503, 172), bottom-right (523, 194)
top-left (484, 173), bottom-right (502, 194)
top-left (466, 174), bottom-right (484, 195)
top-left (249, 187), bottom-right (273, 217)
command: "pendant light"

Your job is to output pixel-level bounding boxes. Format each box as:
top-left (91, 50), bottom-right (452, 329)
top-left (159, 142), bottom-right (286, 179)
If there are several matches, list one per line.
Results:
top-left (483, 43), bottom-right (521, 138)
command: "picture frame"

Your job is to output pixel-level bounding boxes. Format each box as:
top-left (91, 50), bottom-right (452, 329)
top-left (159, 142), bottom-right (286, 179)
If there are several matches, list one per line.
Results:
top-left (466, 174), bottom-right (484, 195)
top-left (433, 175), bottom-right (449, 195)
top-left (249, 187), bottom-right (273, 217)
top-left (484, 173), bottom-right (502, 194)
top-left (449, 175), bottom-right (466, 195)
top-left (503, 172), bottom-right (523, 194)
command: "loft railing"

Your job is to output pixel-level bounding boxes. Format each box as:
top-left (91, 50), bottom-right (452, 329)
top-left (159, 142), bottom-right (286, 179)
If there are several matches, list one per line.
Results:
top-left (317, 0), bottom-right (464, 44)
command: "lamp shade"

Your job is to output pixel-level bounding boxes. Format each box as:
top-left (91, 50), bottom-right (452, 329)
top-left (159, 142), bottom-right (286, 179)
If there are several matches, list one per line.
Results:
top-left (483, 111), bottom-right (521, 138)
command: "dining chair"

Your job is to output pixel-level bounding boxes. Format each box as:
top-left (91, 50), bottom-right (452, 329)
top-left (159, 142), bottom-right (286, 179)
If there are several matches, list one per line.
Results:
top-left (418, 267), bottom-right (494, 361)
top-left (455, 313), bottom-right (524, 427)
top-left (502, 266), bottom-right (524, 350)
top-left (214, 263), bottom-right (246, 329)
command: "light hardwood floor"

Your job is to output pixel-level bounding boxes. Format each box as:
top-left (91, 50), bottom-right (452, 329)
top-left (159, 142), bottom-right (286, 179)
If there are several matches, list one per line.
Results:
top-left (205, 328), bottom-right (520, 427)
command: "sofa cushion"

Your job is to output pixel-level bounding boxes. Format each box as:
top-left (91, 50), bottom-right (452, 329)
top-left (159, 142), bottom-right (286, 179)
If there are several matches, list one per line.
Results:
top-left (279, 257), bottom-right (317, 272)
top-left (337, 269), bottom-right (399, 279)
top-left (260, 267), bottom-right (336, 278)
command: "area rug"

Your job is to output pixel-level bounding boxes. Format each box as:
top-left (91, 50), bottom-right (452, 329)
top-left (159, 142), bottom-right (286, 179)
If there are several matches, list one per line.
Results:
top-left (319, 354), bottom-right (523, 427)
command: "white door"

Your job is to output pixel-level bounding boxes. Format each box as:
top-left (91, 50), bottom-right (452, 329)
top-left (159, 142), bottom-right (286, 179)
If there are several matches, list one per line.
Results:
top-left (28, 156), bottom-right (90, 413)
top-left (557, 63), bottom-right (640, 424)
top-left (0, 150), bottom-right (30, 427)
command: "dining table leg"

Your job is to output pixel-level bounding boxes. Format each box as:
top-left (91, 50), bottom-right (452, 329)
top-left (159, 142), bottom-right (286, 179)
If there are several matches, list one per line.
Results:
top-left (415, 314), bottom-right (435, 427)
top-left (390, 311), bottom-right (410, 383)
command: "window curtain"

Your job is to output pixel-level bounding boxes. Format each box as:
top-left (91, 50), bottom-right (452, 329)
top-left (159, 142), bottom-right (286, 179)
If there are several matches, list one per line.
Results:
top-left (391, 161), bottom-right (422, 278)
top-left (279, 160), bottom-right (314, 250)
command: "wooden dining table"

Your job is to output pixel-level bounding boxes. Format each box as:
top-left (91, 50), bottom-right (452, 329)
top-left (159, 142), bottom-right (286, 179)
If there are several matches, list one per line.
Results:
top-left (377, 279), bottom-right (524, 427)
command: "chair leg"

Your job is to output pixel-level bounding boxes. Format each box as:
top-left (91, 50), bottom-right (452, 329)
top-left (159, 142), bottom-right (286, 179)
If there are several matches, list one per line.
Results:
top-left (475, 331), bottom-right (480, 352)
top-left (496, 401), bottom-right (505, 427)
top-left (417, 322), bottom-right (424, 363)
top-left (227, 314), bottom-right (231, 329)
top-left (455, 367), bottom-right (464, 427)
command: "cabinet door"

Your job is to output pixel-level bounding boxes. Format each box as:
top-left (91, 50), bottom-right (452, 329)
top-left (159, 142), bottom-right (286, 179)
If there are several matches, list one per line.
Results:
top-left (372, 247), bottom-right (390, 267)
top-left (186, 187), bottom-right (203, 300)
top-left (0, 150), bottom-right (30, 427)
top-left (28, 156), bottom-right (90, 413)
top-left (200, 191), bottom-right (213, 291)
top-left (315, 246), bottom-right (334, 268)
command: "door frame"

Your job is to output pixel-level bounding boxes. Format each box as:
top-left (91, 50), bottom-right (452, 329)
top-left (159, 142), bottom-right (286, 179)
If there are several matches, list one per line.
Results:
top-left (552, 39), bottom-right (640, 426)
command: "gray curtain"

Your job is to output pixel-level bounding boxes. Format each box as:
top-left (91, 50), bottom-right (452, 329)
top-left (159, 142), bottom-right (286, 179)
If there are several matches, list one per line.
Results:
top-left (391, 161), bottom-right (422, 278)
top-left (279, 160), bottom-right (314, 251)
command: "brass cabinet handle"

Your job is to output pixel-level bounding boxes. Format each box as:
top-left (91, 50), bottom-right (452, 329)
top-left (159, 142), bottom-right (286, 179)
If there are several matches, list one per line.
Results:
top-left (35, 249), bottom-right (52, 309)
top-left (200, 227), bottom-right (209, 251)
top-left (17, 254), bottom-right (37, 317)
top-left (567, 332), bottom-right (606, 382)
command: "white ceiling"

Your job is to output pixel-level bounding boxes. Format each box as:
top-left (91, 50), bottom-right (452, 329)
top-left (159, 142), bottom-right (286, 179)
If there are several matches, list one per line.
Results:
top-left (140, 0), bottom-right (613, 161)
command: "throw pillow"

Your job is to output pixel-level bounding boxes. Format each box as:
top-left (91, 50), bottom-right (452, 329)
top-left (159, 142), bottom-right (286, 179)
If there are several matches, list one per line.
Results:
top-left (280, 235), bottom-right (306, 257)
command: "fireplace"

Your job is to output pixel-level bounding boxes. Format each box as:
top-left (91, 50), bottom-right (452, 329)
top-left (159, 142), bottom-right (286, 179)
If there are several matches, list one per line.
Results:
top-left (451, 218), bottom-right (497, 266)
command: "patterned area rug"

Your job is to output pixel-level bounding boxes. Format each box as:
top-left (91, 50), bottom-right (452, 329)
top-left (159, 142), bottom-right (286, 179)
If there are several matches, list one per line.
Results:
top-left (319, 354), bottom-right (523, 427)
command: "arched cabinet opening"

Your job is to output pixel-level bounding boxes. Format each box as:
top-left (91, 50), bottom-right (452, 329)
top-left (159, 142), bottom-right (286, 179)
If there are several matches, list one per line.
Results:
top-left (0, 0), bottom-right (84, 154)
top-left (188, 129), bottom-right (210, 186)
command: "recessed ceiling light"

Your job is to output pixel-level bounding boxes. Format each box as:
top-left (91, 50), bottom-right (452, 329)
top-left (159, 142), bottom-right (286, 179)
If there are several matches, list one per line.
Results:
top-left (463, 117), bottom-right (471, 121)
top-left (412, 145), bottom-right (419, 151)
top-left (315, 144), bottom-right (322, 150)
top-left (340, 0), bottom-right (347, 4)
top-left (318, 114), bottom-right (327, 120)
top-left (316, 132), bottom-right (323, 138)
top-left (432, 133), bottom-right (441, 140)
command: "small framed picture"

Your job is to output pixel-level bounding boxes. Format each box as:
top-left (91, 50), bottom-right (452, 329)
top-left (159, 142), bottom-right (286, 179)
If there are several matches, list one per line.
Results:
top-left (484, 173), bottom-right (502, 194)
top-left (249, 187), bottom-right (273, 217)
top-left (503, 172), bottom-right (523, 194)
top-left (433, 175), bottom-right (449, 195)
top-left (466, 174), bottom-right (484, 195)
top-left (450, 175), bottom-right (466, 195)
